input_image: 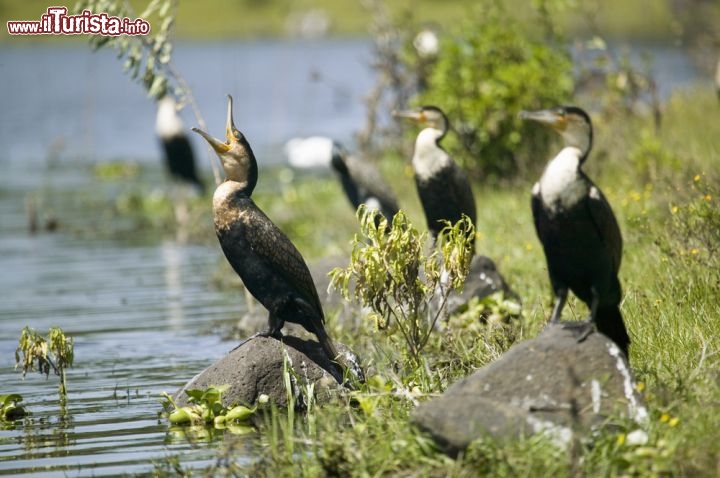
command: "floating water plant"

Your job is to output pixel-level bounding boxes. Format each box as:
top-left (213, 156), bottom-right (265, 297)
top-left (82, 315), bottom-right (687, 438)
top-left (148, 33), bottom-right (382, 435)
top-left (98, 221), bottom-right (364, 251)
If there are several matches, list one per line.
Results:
top-left (15, 326), bottom-right (74, 400)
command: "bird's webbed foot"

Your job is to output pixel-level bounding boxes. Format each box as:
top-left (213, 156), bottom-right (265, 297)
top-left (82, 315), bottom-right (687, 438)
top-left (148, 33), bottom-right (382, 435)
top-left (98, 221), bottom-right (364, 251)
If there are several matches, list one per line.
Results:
top-left (559, 319), bottom-right (596, 343)
top-left (259, 328), bottom-right (284, 340)
top-left (231, 323), bottom-right (284, 351)
top-left (231, 330), bottom-right (266, 351)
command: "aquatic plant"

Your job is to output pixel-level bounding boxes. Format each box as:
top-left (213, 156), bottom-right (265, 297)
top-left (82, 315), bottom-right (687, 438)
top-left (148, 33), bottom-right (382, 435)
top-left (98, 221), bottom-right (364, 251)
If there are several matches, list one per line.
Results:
top-left (0, 394), bottom-right (27, 422)
top-left (160, 385), bottom-right (265, 429)
top-left (15, 326), bottom-right (74, 400)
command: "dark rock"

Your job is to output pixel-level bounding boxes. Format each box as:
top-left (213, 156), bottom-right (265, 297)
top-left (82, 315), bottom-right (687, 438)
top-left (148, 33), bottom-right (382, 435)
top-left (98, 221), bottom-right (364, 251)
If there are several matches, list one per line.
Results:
top-left (446, 255), bottom-right (521, 317)
top-left (411, 322), bottom-right (647, 456)
top-left (174, 335), bottom-right (355, 409)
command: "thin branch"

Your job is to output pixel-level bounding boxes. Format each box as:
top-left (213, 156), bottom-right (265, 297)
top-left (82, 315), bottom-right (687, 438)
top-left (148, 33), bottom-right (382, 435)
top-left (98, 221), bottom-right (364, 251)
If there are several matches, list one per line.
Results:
top-left (122, 0), bottom-right (222, 185)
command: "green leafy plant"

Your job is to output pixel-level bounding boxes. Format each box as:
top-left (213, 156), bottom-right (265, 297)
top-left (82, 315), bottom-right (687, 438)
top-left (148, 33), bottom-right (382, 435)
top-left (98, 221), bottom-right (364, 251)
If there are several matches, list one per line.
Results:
top-left (330, 206), bottom-right (474, 366)
top-left (1, 394), bottom-right (27, 422)
top-left (15, 326), bottom-right (75, 399)
top-left (74, 0), bottom-right (177, 100)
top-left (415, 0), bottom-right (574, 180)
top-left (161, 385), bottom-right (265, 429)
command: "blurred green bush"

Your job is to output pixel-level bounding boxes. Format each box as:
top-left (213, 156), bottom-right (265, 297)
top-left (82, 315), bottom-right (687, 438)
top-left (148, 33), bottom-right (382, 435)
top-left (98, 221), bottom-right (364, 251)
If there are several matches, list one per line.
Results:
top-left (414, 1), bottom-right (574, 181)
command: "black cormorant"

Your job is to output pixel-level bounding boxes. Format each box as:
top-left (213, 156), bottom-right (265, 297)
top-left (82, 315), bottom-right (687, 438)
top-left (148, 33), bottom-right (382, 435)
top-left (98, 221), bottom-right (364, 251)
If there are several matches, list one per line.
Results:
top-left (393, 105), bottom-right (477, 246)
top-left (330, 142), bottom-right (399, 225)
top-left (519, 105), bottom-right (630, 357)
top-left (156, 96), bottom-right (205, 193)
top-left (192, 96), bottom-right (339, 365)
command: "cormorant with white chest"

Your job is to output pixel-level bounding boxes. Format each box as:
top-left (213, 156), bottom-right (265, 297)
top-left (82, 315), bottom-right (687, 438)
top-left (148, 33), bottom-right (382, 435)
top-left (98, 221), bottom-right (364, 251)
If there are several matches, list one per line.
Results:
top-left (192, 96), bottom-right (339, 365)
top-left (519, 105), bottom-right (630, 357)
top-left (156, 96), bottom-right (205, 193)
top-left (393, 105), bottom-right (477, 247)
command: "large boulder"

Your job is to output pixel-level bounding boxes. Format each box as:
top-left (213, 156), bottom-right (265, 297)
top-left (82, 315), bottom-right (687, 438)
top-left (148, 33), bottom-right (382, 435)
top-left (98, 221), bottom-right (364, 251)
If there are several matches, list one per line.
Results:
top-left (174, 335), bottom-right (356, 409)
top-left (411, 322), bottom-right (647, 456)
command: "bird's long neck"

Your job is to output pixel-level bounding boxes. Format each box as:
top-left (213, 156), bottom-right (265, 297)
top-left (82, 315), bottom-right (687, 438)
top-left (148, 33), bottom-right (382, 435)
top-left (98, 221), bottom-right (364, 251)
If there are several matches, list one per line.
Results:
top-left (540, 146), bottom-right (587, 211)
top-left (212, 180), bottom-right (256, 234)
top-left (560, 126), bottom-right (592, 164)
top-left (222, 143), bottom-right (258, 196)
top-left (413, 127), bottom-right (449, 181)
top-left (223, 168), bottom-right (257, 196)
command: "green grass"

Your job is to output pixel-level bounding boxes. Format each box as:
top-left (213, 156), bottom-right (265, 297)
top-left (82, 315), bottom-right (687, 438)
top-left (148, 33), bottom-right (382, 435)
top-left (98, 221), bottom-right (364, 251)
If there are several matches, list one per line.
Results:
top-left (188, 86), bottom-right (720, 476)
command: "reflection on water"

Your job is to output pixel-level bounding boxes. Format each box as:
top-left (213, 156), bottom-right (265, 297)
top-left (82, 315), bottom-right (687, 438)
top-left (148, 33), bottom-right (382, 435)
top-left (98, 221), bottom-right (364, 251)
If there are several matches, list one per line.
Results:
top-left (0, 160), bottom-right (244, 474)
top-left (163, 240), bottom-right (188, 328)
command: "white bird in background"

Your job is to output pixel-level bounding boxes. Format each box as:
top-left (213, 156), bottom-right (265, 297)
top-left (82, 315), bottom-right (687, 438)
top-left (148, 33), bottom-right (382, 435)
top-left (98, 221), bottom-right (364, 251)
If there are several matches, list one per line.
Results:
top-left (283, 136), bottom-right (334, 169)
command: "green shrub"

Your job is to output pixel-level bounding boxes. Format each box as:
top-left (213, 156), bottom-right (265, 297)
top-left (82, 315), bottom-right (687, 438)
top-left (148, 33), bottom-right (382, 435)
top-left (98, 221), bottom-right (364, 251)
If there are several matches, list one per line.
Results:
top-left (416, 0), bottom-right (574, 181)
top-left (330, 207), bottom-right (474, 367)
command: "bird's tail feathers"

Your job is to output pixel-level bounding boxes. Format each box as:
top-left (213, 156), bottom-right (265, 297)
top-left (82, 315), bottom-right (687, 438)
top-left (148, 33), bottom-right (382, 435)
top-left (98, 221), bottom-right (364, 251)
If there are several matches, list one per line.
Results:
top-left (595, 305), bottom-right (630, 358)
top-left (314, 323), bottom-right (339, 363)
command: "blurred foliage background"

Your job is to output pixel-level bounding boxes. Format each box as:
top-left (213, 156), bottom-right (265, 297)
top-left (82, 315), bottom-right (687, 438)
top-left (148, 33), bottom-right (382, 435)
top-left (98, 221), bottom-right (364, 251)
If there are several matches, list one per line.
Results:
top-left (0, 0), bottom-right (717, 43)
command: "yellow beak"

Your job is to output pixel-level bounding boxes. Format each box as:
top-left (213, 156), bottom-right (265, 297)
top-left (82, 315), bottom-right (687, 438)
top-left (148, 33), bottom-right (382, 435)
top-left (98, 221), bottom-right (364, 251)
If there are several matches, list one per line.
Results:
top-left (191, 95), bottom-right (238, 154)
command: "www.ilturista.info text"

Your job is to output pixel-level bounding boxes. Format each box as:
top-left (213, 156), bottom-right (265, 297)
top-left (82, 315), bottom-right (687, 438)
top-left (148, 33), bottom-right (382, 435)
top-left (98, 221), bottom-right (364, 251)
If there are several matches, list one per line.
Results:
top-left (7, 7), bottom-right (150, 36)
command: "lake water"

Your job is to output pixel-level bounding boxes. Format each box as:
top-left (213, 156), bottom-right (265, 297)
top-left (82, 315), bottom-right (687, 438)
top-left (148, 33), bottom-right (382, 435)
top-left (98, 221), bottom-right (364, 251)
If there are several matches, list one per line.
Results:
top-left (0, 38), bottom-right (704, 475)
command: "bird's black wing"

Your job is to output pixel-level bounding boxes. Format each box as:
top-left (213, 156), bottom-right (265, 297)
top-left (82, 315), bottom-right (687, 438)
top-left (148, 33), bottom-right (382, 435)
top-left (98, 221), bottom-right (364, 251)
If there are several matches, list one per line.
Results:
top-left (242, 206), bottom-right (325, 322)
top-left (345, 154), bottom-right (400, 217)
top-left (449, 160), bottom-right (477, 226)
top-left (585, 179), bottom-right (623, 273)
top-left (530, 182), bottom-right (547, 243)
top-left (163, 135), bottom-right (203, 190)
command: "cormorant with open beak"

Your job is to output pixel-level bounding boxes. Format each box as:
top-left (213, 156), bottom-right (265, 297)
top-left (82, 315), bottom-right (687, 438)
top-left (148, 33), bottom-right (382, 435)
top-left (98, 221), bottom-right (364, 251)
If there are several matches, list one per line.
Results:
top-left (519, 106), bottom-right (630, 357)
top-left (192, 96), bottom-right (339, 366)
top-left (330, 141), bottom-right (399, 226)
top-left (393, 105), bottom-right (476, 248)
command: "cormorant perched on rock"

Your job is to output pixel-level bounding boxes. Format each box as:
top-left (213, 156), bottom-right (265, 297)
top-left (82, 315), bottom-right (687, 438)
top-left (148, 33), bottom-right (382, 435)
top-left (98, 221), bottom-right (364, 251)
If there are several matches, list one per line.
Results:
top-left (156, 96), bottom-right (205, 193)
top-left (519, 106), bottom-right (630, 357)
top-left (192, 95), bottom-right (339, 365)
top-left (393, 106), bottom-right (476, 247)
top-left (330, 142), bottom-right (399, 225)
